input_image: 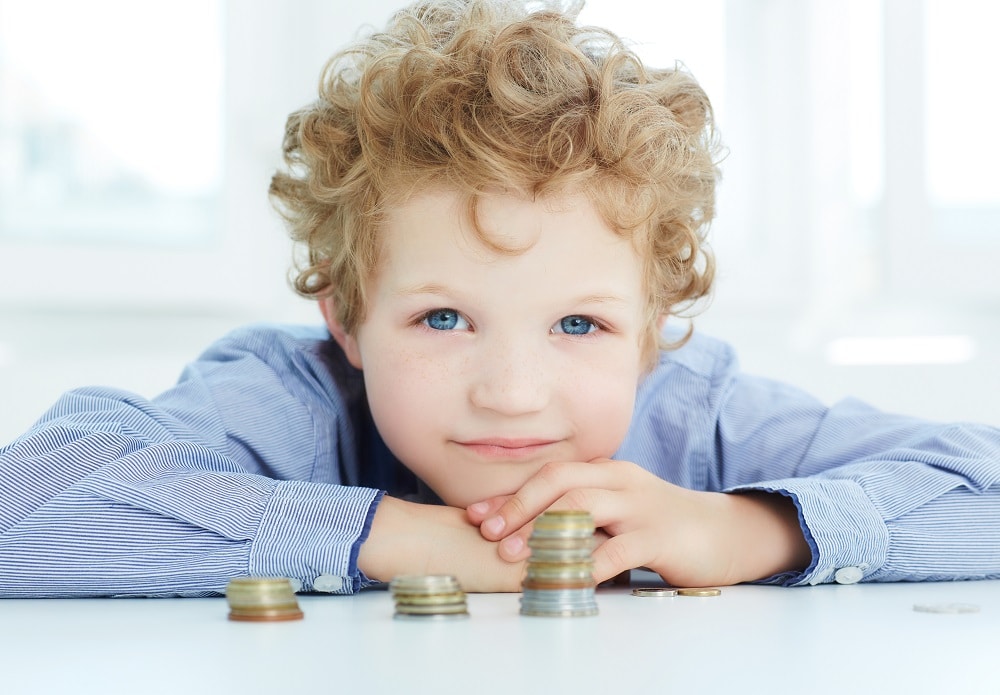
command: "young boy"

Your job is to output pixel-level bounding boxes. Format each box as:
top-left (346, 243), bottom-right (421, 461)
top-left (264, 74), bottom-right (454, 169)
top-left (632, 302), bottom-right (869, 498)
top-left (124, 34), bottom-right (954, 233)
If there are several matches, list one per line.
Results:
top-left (1, 0), bottom-right (998, 597)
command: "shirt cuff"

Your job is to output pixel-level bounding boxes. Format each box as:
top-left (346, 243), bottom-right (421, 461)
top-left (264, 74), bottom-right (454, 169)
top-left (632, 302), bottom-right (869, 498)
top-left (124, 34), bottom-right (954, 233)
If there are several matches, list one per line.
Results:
top-left (727, 478), bottom-right (889, 586)
top-left (249, 480), bottom-right (382, 593)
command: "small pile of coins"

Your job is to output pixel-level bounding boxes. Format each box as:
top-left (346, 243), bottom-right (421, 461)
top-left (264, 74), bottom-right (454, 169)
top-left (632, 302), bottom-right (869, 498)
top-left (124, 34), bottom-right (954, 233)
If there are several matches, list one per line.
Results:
top-left (390, 574), bottom-right (469, 620)
top-left (520, 510), bottom-right (598, 617)
top-left (631, 587), bottom-right (722, 597)
top-left (226, 577), bottom-right (304, 622)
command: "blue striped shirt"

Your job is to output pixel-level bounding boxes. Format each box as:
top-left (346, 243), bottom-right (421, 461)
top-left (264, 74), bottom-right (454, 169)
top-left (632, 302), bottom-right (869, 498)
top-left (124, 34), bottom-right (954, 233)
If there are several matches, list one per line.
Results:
top-left (1, 324), bottom-right (998, 597)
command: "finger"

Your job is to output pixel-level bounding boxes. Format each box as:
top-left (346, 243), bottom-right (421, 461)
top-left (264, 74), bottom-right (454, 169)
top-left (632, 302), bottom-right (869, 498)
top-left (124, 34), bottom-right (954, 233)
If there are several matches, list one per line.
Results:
top-left (497, 525), bottom-right (534, 562)
top-left (497, 489), bottom-right (620, 562)
top-left (465, 495), bottom-right (511, 525)
top-left (590, 533), bottom-right (647, 585)
top-left (479, 459), bottom-right (629, 540)
top-left (495, 486), bottom-right (626, 563)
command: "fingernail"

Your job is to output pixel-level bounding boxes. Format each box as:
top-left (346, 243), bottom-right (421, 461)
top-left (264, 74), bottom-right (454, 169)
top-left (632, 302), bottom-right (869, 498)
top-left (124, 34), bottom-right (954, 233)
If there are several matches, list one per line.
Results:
top-left (484, 516), bottom-right (505, 536)
top-left (468, 501), bottom-right (489, 515)
top-left (501, 535), bottom-right (524, 555)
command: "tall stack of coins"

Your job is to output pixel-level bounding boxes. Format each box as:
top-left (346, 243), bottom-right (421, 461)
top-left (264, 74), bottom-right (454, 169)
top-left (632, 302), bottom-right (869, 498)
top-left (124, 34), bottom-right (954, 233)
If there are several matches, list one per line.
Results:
top-left (520, 510), bottom-right (598, 617)
top-left (390, 574), bottom-right (469, 620)
top-left (226, 577), bottom-right (304, 622)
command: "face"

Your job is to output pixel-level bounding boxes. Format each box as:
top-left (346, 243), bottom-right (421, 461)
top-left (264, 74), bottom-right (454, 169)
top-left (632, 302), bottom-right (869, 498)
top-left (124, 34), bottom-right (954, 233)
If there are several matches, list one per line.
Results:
top-left (327, 189), bottom-right (649, 507)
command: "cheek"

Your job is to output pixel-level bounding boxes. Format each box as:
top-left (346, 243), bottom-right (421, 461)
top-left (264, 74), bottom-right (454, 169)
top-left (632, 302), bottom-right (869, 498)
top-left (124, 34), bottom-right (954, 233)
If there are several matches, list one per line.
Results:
top-left (361, 348), bottom-right (451, 461)
top-left (574, 379), bottom-right (636, 458)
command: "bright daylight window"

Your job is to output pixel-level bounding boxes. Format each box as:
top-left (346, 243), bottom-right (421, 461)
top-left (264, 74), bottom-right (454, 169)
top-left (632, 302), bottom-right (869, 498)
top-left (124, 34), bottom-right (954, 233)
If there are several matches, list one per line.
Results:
top-left (0, 0), bottom-right (223, 248)
top-left (925, 0), bottom-right (1000, 245)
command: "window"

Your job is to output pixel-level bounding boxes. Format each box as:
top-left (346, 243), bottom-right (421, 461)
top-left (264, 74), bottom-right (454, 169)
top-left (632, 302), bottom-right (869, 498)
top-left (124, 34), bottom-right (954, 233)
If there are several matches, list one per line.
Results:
top-left (0, 0), bottom-right (404, 313)
top-left (0, 1), bottom-right (224, 248)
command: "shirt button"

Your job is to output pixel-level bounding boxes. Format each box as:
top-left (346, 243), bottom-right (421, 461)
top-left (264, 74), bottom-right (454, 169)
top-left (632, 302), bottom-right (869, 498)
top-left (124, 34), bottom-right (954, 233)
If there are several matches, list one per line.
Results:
top-left (313, 574), bottom-right (344, 593)
top-left (834, 566), bottom-right (864, 584)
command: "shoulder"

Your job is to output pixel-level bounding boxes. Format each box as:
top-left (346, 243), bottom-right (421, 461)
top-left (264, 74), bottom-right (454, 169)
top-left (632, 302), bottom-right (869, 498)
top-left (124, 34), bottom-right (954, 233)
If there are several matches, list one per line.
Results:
top-left (640, 328), bottom-right (740, 402)
top-left (631, 328), bottom-right (741, 430)
top-left (196, 323), bottom-right (331, 365)
top-left (177, 322), bottom-right (361, 416)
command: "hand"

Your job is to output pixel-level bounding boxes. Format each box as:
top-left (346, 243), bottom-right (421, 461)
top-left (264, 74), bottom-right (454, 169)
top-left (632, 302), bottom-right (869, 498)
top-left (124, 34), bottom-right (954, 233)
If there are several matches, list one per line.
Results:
top-left (466, 459), bottom-right (810, 587)
top-left (358, 496), bottom-right (526, 592)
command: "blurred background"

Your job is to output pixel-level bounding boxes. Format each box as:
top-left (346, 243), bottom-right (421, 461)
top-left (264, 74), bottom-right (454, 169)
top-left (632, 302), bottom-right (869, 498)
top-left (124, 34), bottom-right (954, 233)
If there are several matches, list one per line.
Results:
top-left (1, 0), bottom-right (997, 443)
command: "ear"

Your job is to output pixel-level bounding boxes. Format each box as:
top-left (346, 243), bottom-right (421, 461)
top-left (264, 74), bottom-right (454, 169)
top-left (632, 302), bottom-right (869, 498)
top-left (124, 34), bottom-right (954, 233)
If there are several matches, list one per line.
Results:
top-left (319, 296), bottom-right (363, 369)
top-left (656, 314), bottom-right (668, 332)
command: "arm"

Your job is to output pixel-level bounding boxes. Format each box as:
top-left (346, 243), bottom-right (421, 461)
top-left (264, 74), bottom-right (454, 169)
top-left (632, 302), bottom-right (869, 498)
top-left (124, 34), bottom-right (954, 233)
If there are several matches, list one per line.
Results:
top-left (359, 496), bottom-right (524, 592)
top-left (0, 326), bottom-right (524, 597)
top-left (0, 327), bottom-right (381, 597)
top-left (718, 391), bottom-right (1000, 585)
top-left (470, 333), bottom-right (1000, 586)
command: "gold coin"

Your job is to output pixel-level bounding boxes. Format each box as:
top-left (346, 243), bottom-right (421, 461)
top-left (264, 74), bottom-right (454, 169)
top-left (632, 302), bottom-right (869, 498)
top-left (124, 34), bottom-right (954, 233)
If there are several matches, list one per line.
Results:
top-left (677, 587), bottom-right (722, 597)
top-left (631, 587), bottom-right (678, 597)
top-left (226, 577), bottom-right (304, 622)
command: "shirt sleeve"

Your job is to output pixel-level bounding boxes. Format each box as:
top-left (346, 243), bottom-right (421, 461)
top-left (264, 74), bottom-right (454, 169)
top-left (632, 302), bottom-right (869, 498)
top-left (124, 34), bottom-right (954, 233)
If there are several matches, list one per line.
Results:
top-left (0, 326), bottom-right (383, 598)
top-left (622, 332), bottom-right (1000, 586)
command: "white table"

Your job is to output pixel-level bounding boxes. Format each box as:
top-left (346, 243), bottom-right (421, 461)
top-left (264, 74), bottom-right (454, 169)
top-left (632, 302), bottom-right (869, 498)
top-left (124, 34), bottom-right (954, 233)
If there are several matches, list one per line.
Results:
top-left (3, 578), bottom-right (997, 695)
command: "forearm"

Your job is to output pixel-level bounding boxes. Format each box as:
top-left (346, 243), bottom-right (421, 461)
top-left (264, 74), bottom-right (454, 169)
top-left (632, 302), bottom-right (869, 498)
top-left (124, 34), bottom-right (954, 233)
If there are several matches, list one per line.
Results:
top-left (358, 496), bottom-right (525, 592)
top-left (721, 491), bottom-right (811, 583)
top-left (1, 427), bottom-right (379, 597)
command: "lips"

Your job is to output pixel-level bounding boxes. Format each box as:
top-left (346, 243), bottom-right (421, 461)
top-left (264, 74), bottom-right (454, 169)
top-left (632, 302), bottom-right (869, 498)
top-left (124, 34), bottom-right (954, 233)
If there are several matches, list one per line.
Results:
top-left (456, 438), bottom-right (558, 459)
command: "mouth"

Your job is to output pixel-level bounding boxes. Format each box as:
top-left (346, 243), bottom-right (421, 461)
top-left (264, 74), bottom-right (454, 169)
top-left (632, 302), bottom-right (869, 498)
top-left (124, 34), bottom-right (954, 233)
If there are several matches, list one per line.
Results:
top-left (455, 438), bottom-right (559, 459)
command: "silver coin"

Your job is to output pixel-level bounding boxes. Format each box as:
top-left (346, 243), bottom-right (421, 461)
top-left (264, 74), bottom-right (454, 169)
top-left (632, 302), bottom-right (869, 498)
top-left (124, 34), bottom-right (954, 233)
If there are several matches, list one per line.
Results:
top-left (912, 602), bottom-right (980, 614)
top-left (389, 574), bottom-right (469, 618)
top-left (395, 593), bottom-right (465, 606)
top-left (520, 510), bottom-right (599, 617)
top-left (395, 602), bottom-right (470, 614)
top-left (394, 611), bottom-right (470, 621)
top-left (390, 575), bottom-right (461, 594)
top-left (631, 587), bottom-right (678, 597)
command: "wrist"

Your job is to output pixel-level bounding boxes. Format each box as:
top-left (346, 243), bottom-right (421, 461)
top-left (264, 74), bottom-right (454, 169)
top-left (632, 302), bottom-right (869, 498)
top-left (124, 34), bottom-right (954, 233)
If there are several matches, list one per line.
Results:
top-left (723, 491), bottom-right (811, 582)
top-left (357, 496), bottom-right (423, 582)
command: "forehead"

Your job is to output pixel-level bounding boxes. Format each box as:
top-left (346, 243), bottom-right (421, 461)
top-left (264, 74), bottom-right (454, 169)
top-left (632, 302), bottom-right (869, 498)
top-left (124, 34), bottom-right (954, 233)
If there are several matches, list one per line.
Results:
top-left (378, 187), bottom-right (627, 259)
top-left (370, 188), bottom-right (645, 306)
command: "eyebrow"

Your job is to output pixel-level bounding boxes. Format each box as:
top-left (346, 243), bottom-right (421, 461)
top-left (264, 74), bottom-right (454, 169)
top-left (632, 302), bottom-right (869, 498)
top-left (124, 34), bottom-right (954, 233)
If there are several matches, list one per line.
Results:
top-left (393, 283), bottom-right (453, 298)
top-left (395, 283), bottom-right (630, 307)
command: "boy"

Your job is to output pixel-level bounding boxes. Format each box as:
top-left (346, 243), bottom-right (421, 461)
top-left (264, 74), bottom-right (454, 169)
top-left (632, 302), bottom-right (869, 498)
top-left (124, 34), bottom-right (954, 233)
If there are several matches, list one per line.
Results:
top-left (1, 0), bottom-right (998, 597)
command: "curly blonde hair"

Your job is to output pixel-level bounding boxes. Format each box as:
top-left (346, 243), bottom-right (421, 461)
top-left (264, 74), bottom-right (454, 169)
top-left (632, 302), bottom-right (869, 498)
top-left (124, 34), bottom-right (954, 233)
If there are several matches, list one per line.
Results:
top-left (270, 0), bottom-right (720, 361)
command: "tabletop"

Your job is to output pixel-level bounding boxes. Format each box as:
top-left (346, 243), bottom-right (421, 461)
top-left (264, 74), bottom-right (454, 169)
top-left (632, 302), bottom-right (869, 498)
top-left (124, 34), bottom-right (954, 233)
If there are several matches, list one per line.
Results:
top-left (2, 577), bottom-right (998, 695)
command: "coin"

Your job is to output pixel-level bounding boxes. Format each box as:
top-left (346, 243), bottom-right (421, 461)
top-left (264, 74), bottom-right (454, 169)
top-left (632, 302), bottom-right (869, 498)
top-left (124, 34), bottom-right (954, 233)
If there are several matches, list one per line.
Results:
top-left (390, 574), bottom-right (469, 619)
top-left (226, 577), bottom-right (304, 622)
top-left (913, 602), bottom-right (980, 614)
top-left (520, 510), bottom-right (598, 617)
top-left (677, 588), bottom-right (722, 597)
top-left (631, 588), bottom-right (678, 597)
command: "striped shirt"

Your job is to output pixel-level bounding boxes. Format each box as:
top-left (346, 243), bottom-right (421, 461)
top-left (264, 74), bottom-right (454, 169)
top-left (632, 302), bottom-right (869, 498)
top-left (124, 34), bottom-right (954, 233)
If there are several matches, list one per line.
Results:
top-left (1, 324), bottom-right (998, 597)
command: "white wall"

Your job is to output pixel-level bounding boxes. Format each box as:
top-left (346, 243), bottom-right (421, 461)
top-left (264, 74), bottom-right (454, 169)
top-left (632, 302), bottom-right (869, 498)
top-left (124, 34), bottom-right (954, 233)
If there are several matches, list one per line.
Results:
top-left (1, 0), bottom-right (997, 445)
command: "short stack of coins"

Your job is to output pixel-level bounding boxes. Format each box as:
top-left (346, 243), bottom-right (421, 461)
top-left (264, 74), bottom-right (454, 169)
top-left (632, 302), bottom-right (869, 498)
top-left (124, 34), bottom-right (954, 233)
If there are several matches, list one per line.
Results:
top-left (226, 577), bottom-right (304, 622)
top-left (389, 574), bottom-right (469, 620)
top-left (520, 510), bottom-right (598, 617)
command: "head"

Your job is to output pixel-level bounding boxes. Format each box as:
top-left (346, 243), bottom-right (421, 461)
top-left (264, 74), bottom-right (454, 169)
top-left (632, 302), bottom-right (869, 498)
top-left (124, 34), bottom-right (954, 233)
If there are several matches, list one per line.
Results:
top-left (269, 0), bottom-right (720, 504)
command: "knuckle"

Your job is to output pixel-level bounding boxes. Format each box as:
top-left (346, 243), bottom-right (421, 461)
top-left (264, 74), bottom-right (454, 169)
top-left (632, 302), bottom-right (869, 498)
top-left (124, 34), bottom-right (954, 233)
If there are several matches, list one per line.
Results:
top-left (503, 494), bottom-right (530, 522)
top-left (601, 537), bottom-right (632, 572)
top-left (560, 487), bottom-right (592, 511)
top-left (536, 460), bottom-right (567, 485)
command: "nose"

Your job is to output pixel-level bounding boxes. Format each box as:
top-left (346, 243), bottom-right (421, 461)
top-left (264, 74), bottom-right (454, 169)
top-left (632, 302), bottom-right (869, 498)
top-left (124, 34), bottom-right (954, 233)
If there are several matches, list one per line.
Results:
top-left (468, 336), bottom-right (550, 416)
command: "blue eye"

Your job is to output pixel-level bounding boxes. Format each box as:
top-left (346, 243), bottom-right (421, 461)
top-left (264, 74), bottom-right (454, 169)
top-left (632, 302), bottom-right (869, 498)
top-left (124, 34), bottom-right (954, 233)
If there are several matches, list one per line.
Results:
top-left (423, 309), bottom-right (469, 331)
top-left (553, 315), bottom-right (597, 335)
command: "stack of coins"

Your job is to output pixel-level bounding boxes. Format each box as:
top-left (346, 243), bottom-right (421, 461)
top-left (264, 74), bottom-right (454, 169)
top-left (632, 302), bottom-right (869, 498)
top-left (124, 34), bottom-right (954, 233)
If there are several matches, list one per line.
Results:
top-left (226, 577), bottom-right (304, 622)
top-left (389, 574), bottom-right (469, 620)
top-left (520, 510), bottom-right (598, 617)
